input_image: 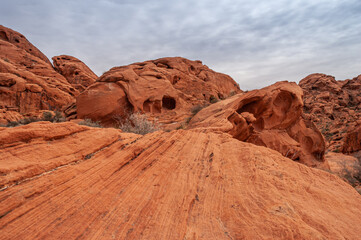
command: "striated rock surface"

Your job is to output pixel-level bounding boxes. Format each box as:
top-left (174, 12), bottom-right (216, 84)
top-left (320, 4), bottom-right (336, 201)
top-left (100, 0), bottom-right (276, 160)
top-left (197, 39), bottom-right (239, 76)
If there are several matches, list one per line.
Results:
top-left (0, 122), bottom-right (360, 239)
top-left (342, 125), bottom-right (361, 153)
top-left (52, 55), bottom-right (97, 92)
top-left (0, 25), bottom-right (78, 122)
top-left (300, 73), bottom-right (361, 152)
top-left (77, 57), bottom-right (240, 127)
top-left (188, 81), bottom-right (326, 168)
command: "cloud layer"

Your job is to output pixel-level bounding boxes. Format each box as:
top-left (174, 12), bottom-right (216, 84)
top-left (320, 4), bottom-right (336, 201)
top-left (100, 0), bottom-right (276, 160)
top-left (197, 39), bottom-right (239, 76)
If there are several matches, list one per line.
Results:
top-left (1, 0), bottom-right (361, 89)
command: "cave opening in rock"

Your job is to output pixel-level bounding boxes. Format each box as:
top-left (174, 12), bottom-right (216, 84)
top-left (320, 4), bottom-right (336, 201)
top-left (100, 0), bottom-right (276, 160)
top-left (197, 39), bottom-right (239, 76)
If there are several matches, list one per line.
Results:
top-left (162, 96), bottom-right (176, 110)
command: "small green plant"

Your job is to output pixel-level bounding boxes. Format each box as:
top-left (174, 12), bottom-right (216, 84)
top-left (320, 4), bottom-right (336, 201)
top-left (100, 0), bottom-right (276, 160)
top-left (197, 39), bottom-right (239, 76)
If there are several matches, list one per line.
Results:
top-left (3, 58), bottom-right (9, 62)
top-left (117, 113), bottom-right (159, 135)
top-left (78, 119), bottom-right (103, 128)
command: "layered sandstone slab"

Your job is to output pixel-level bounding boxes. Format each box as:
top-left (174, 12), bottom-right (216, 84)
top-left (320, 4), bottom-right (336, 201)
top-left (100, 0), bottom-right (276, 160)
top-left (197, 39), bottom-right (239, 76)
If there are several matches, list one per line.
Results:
top-left (77, 57), bottom-right (240, 127)
top-left (52, 55), bottom-right (97, 92)
top-left (188, 81), bottom-right (326, 167)
top-left (1, 122), bottom-right (360, 239)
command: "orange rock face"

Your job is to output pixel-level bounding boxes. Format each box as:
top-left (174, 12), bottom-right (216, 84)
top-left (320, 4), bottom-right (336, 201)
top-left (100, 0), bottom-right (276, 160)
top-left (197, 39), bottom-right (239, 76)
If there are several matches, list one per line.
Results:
top-left (326, 151), bottom-right (361, 187)
top-left (52, 55), bottom-right (97, 92)
top-left (0, 122), bottom-right (360, 239)
top-left (188, 81), bottom-right (326, 167)
top-left (0, 25), bottom-right (78, 122)
top-left (77, 57), bottom-right (240, 127)
top-left (300, 73), bottom-right (361, 152)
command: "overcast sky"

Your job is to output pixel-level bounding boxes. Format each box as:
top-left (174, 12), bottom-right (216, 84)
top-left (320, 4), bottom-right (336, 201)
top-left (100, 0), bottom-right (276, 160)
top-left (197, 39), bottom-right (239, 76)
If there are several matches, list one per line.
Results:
top-left (1, 0), bottom-right (361, 89)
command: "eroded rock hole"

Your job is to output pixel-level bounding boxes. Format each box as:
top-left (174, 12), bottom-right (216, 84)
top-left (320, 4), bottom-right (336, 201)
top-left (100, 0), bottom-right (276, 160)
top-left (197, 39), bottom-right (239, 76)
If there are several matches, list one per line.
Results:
top-left (162, 96), bottom-right (176, 110)
top-left (143, 99), bottom-right (152, 112)
top-left (273, 91), bottom-right (293, 112)
top-left (236, 100), bottom-right (261, 116)
top-left (0, 31), bottom-right (9, 41)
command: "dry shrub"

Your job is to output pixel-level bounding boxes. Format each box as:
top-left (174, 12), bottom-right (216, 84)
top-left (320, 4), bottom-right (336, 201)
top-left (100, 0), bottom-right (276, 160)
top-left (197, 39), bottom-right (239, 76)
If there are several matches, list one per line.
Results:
top-left (78, 119), bottom-right (103, 128)
top-left (117, 113), bottom-right (159, 135)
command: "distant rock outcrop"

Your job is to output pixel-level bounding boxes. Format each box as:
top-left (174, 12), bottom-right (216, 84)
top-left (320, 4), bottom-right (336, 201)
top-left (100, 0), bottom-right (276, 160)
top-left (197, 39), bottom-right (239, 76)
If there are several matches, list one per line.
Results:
top-left (76, 57), bottom-right (241, 127)
top-left (0, 25), bottom-right (78, 124)
top-left (1, 122), bottom-right (360, 239)
top-left (300, 73), bottom-right (361, 152)
top-left (188, 81), bottom-right (326, 168)
top-left (52, 55), bottom-right (97, 92)
top-left (342, 125), bottom-right (361, 153)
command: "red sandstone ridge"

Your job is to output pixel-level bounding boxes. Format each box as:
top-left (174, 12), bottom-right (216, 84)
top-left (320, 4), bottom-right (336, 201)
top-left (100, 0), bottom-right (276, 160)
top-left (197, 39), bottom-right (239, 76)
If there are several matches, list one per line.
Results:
top-left (52, 55), bottom-right (97, 92)
top-left (0, 25), bottom-right (78, 124)
top-left (76, 57), bottom-right (240, 127)
top-left (0, 122), bottom-right (360, 239)
top-left (188, 81), bottom-right (326, 168)
top-left (300, 73), bottom-right (361, 152)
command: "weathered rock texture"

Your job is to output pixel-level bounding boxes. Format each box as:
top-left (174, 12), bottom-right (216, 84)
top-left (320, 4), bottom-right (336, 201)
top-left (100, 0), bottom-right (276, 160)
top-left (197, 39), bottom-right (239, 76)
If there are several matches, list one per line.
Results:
top-left (0, 122), bottom-right (360, 239)
top-left (300, 73), bottom-right (361, 152)
top-left (77, 57), bottom-right (240, 127)
top-left (326, 151), bottom-right (361, 187)
top-left (52, 55), bottom-right (97, 92)
top-left (342, 125), bottom-right (361, 153)
top-left (188, 81), bottom-right (326, 168)
top-left (0, 25), bottom-right (78, 124)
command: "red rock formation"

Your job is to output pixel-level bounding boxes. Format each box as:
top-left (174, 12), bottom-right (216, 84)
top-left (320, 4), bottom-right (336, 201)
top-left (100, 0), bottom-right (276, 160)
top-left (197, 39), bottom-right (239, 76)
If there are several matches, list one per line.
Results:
top-left (0, 122), bottom-right (360, 239)
top-left (52, 55), bottom-right (97, 92)
top-left (0, 25), bottom-right (78, 122)
top-left (342, 125), bottom-right (361, 153)
top-left (188, 81), bottom-right (326, 168)
top-left (326, 152), bottom-right (361, 186)
top-left (0, 25), bottom-right (51, 65)
top-left (77, 57), bottom-right (241, 127)
top-left (300, 73), bottom-right (361, 152)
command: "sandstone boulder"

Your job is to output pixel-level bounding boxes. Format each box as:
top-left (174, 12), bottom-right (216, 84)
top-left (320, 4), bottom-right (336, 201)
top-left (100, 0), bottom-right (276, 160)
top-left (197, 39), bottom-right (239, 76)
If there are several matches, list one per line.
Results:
top-left (52, 55), bottom-right (97, 92)
top-left (77, 57), bottom-right (240, 127)
top-left (188, 81), bottom-right (326, 167)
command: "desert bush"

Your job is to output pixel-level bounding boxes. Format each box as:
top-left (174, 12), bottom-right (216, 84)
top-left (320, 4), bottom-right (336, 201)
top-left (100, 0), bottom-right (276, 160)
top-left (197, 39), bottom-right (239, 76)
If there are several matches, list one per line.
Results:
top-left (42, 111), bottom-right (66, 123)
top-left (4, 121), bottom-right (21, 127)
top-left (228, 91), bottom-right (237, 97)
top-left (78, 119), bottom-right (103, 128)
top-left (209, 95), bottom-right (218, 104)
top-left (42, 111), bottom-right (53, 122)
top-left (117, 113), bottom-right (159, 135)
top-left (2, 111), bottom-right (66, 128)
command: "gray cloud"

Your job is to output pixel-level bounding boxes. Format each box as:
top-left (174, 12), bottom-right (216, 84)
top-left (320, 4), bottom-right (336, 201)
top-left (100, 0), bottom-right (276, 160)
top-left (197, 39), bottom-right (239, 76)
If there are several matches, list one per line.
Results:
top-left (1, 0), bottom-right (361, 89)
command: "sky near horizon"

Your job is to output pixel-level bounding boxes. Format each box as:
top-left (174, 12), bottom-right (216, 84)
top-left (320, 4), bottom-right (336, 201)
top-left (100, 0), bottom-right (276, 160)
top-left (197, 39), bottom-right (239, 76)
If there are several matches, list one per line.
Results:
top-left (1, 0), bottom-right (361, 90)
